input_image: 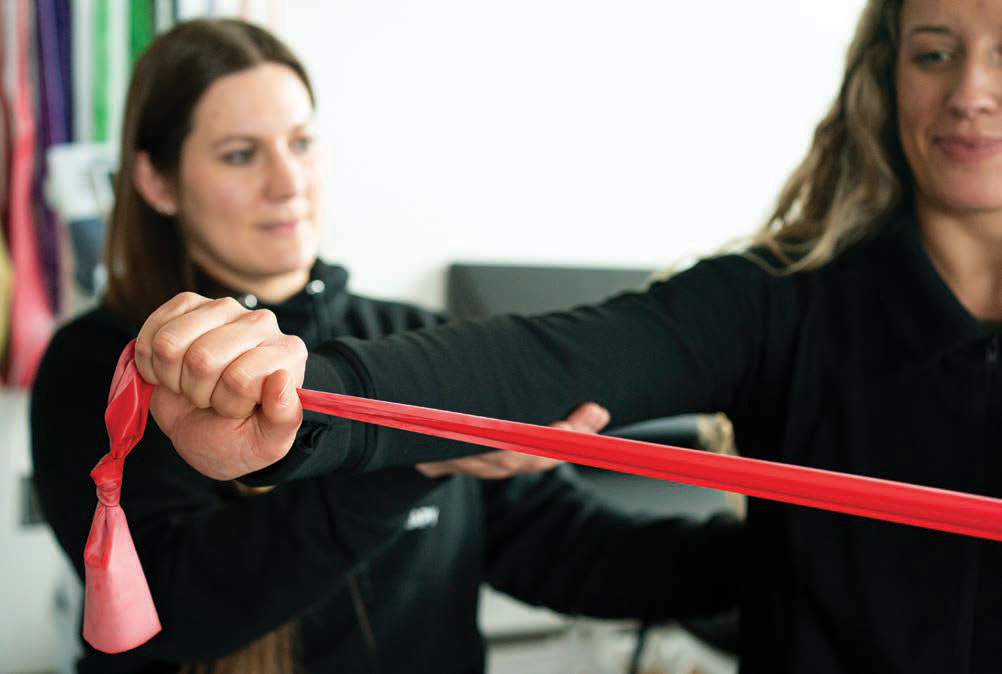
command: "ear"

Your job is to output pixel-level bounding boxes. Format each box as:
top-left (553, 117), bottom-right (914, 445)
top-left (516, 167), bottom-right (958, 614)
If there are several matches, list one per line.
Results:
top-left (133, 151), bottom-right (178, 216)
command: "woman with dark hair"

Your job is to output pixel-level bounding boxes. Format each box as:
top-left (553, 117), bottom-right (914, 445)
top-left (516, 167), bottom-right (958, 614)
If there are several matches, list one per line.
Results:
top-left (131, 1), bottom-right (1002, 672)
top-left (30, 18), bottom-right (742, 674)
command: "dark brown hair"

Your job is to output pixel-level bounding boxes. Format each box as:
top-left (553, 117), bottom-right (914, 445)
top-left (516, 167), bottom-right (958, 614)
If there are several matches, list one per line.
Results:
top-left (103, 18), bottom-right (315, 324)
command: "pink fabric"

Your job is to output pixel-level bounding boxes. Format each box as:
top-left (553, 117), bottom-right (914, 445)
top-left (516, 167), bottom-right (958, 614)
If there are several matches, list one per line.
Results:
top-left (4, 0), bottom-right (55, 387)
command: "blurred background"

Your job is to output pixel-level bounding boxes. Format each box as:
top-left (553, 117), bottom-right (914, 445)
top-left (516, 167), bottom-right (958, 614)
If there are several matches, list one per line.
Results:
top-left (1, 1), bottom-right (865, 672)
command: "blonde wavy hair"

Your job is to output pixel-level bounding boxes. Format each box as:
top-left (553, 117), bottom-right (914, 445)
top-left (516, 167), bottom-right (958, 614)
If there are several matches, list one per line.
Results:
top-left (752, 0), bottom-right (910, 271)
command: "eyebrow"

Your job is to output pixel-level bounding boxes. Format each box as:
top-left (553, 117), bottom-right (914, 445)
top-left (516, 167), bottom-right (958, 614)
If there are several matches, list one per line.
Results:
top-left (210, 122), bottom-right (315, 150)
top-left (210, 134), bottom-right (256, 150)
top-left (902, 25), bottom-right (954, 40)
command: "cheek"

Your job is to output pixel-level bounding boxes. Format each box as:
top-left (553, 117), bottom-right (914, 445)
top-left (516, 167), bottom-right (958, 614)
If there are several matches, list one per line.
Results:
top-left (304, 163), bottom-right (325, 217)
top-left (896, 79), bottom-right (922, 138)
top-left (895, 76), bottom-right (940, 172)
top-left (181, 169), bottom-right (257, 230)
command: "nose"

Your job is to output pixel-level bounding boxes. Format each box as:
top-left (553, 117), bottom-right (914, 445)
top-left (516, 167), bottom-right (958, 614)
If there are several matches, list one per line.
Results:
top-left (948, 55), bottom-right (1002, 120)
top-left (265, 147), bottom-right (307, 200)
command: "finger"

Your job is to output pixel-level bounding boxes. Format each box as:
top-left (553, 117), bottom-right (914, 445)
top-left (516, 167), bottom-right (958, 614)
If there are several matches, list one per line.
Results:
top-left (419, 455), bottom-right (515, 479)
top-left (146, 296), bottom-right (249, 393)
top-left (415, 462), bottom-right (449, 478)
top-left (210, 336), bottom-right (306, 419)
top-left (252, 369), bottom-right (302, 467)
top-left (135, 292), bottom-right (214, 384)
top-left (179, 309), bottom-right (283, 409)
top-left (468, 453), bottom-right (525, 478)
top-left (477, 450), bottom-right (562, 476)
top-left (559, 402), bottom-right (610, 433)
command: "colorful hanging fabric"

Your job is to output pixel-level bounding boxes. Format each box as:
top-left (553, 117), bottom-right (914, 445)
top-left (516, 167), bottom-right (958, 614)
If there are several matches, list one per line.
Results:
top-left (4, 0), bottom-right (56, 387)
top-left (34, 0), bottom-right (74, 315)
top-left (0, 2), bottom-right (13, 368)
top-left (91, 0), bottom-right (110, 142)
top-left (129, 0), bottom-right (154, 67)
top-left (153, 0), bottom-right (173, 32)
top-left (104, 0), bottom-right (128, 147)
top-left (71, 0), bottom-right (94, 142)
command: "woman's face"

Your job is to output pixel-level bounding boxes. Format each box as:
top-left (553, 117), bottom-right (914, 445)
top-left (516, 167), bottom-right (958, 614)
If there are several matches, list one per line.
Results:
top-left (175, 62), bottom-right (322, 299)
top-left (896, 0), bottom-right (1002, 217)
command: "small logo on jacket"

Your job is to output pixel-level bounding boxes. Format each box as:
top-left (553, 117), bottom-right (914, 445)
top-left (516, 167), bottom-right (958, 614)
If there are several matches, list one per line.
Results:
top-left (405, 505), bottom-right (439, 530)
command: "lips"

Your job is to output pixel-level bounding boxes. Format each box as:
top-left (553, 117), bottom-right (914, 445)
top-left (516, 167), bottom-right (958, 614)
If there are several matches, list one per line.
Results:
top-left (258, 219), bottom-right (302, 235)
top-left (934, 135), bottom-right (1002, 162)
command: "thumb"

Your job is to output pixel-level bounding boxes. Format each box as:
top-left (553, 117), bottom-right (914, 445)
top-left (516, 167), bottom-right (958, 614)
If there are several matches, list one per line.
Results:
top-left (258, 369), bottom-right (303, 447)
top-left (561, 402), bottom-right (611, 433)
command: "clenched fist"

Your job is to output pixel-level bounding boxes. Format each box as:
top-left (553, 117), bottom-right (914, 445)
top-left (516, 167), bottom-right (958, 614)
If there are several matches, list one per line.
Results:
top-left (135, 292), bottom-right (307, 480)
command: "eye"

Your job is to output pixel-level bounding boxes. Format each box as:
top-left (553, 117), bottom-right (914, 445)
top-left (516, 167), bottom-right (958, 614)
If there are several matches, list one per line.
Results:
top-left (912, 49), bottom-right (953, 67)
top-left (222, 147), bottom-right (255, 165)
top-left (291, 135), bottom-right (314, 154)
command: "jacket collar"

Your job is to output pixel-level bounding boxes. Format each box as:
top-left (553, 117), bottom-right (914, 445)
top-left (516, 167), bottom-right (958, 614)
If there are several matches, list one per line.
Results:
top-left (870, 211), bottom-right (989, 361)
top-left (195, 259), bottom-right (350, 323)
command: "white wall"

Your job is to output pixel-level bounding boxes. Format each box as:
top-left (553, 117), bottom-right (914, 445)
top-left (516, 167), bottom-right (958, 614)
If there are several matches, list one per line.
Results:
top-left (274, 0), bottom-right (868, 309)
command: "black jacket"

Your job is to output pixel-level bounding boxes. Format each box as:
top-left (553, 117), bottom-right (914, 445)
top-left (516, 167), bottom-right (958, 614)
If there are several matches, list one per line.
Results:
top-left (31, 260), bottom-right (741, 673)
top-left (265, 220), bottom-right (1002, 674)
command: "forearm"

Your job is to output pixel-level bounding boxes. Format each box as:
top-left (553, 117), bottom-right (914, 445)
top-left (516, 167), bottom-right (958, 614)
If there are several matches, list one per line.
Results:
top-left (250, 291), bottom-right (715, 482)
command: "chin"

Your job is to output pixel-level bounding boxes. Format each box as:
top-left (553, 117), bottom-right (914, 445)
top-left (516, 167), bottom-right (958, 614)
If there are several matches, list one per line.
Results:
top-left (922, 172), bottom-right (1002, 215)
top-left (270, 240), bottom-right (317, 268)
top-left (934, 190), bottom-right (1002, 215)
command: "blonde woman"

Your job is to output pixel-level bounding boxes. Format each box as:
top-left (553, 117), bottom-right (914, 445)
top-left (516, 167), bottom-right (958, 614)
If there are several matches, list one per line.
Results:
top-left (131, 1), bottom-right (1002, 671)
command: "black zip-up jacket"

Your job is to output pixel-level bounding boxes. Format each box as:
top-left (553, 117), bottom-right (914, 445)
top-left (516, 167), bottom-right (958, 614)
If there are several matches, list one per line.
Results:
top-left (31, 260), bottom-right (741, 673)
top-left (249, 218), bottom-right (1001, 674)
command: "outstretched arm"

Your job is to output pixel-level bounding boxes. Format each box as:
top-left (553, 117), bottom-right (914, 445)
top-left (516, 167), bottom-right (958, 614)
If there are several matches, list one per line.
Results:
top-left (136, 255), bottom-right (775, 481)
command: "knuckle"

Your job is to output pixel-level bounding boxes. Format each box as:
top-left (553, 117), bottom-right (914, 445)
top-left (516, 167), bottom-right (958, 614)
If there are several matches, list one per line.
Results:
top-left (280, 334), bottom-right (307, 358)
top-left (245, 308), bottom-right (280, 333)
top-left (161, 291), bottom-right (199, 316)
top-left (220, 363), bottom-right (258, 400)
top-left (151, 328), bottom-right (185, 364)
top-left (212, 296), bottom-right (244, 313)
top-left (183, 341), bottom-right (220, 378)
top-left (133, 336), bottom-right (153, 363)
top-left (175, 291), bottom-right (204, 307)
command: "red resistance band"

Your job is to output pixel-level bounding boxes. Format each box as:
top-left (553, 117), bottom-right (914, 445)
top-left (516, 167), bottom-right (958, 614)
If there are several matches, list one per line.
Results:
top-left (85, 340), bottom-right (1002, 654)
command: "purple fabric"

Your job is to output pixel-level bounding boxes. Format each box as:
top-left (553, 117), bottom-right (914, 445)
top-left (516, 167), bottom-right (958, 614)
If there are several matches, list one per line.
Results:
top-left (1, 3), bottom-right (10, 231)
top-left (56, 0), bottom-right (73, 138)
top-left (34, 0), bottom-right (73, 313)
